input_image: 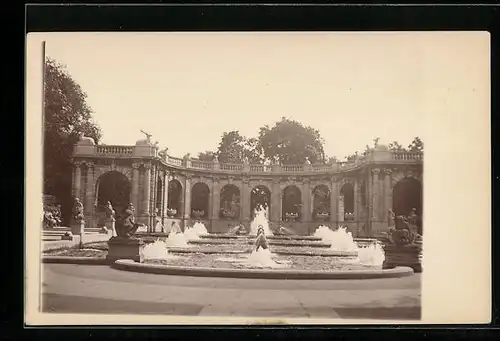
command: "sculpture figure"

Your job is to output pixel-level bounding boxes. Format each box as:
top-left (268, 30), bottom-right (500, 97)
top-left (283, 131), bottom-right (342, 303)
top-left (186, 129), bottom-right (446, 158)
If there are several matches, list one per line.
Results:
top-left (140, 129), bottom-right (152, 143)
top-left (385, 215), bottom-right (420, 246)
top-left (104, 201), bottom-right (115, 220)
top-left (72, 198), bottom-right (84, 221)
top-left (255, 226), bottom-right (269, 251)
top-left (115, 203), bottom-right (144, 239)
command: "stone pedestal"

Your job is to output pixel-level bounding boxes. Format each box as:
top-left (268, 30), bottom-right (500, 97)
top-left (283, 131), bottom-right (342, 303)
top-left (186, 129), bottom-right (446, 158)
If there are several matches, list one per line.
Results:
top-left (106, 237), bottom-right (145, 263)
top-left (382, 244), bottom-right (422, 273)
top-left (71, 219), bottom-right (85, 235)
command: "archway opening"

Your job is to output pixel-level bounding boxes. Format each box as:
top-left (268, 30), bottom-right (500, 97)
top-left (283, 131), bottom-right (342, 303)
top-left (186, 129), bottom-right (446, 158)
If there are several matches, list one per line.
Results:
top-left (167, 179), bottom-right (182, 218)
top-left (340, 182), bottom-right (354, 220)
top-left (393, 177), bottom-right (423, 226)
top-left (191, 182), bottom-right (210, 219)
top-left (392, 178), bottom-right (422, 216)
top-left (282, 185), bottom-right (302, 221)
top-left (220, 184), bottom-right (240, 219)
top-left (250, 185), bottom-right (271, 219)
top-left (155, 176), bottom-right (163, 215)
top-left (96, 171), bottom-right (131, 221)
top-left (312, 185), bottom-right (330, 220)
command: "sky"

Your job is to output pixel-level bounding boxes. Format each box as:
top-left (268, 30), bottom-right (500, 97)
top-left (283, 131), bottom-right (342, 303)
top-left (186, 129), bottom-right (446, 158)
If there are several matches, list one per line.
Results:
top-left (41, 32), bottom-right (432, 159)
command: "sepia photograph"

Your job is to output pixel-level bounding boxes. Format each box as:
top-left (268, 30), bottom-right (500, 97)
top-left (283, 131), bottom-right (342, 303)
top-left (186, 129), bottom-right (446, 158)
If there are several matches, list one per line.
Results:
top-left (25, 31), bottom-right (490, 325)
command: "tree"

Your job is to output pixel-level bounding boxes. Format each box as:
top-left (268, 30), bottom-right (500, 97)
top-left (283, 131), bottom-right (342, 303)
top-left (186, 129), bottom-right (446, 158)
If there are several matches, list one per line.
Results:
top-left (216, 131), bottom-right (248, 163)
top-left (44, 57), bottom-right (102, 224)
top-left (242, 137), bottom-right (264, 163)
top-left (258, 117), bottom-right (326, 165)
top-left (214, 131), bottom-right (263, 163)
top-left (407, 137), bottom-right (424, 152)
top-left (388, 141), bottom-right (406, 152)
top-left (197, 151), bottom-right (216, 161)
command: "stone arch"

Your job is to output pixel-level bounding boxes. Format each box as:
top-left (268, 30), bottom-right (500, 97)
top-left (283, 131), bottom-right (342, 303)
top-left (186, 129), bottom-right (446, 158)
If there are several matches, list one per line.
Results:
top-left (167, 179), bottom-right (183, 218)
top-left (282, 185), bottom-right (302, 221)
top-left (220, 184), bottom-right (240, 219)
top-left (192, 177), bottom-right (213, 192)
top-left (191, 182), bottom-right (210, 219)
top-left (340, 182), bottom-right (354, 216)
top-left (95, 170), bottom-right (131, 221)
top-left (392, 177), bottom-right (423, 217)
top-left (312, 184), bottom-right (331, 220)
top-left (391, 170), bottom-right (422, 188)
top-left (250, 185), bottom-right (271, 219)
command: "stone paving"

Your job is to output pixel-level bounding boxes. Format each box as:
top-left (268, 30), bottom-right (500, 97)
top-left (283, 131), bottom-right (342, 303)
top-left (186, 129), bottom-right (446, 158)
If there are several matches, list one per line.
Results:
top-left (41, 264), bottom-right (421, 320)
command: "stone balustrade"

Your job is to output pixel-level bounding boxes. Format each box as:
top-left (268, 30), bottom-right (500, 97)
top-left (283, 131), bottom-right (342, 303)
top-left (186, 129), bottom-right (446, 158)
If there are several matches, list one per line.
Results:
top-left (392, 152), bottom-right (423, 161)
top-left (96, 145), bottom-right (134, 157)
top-left (76, 143), bottom-right (423, 175)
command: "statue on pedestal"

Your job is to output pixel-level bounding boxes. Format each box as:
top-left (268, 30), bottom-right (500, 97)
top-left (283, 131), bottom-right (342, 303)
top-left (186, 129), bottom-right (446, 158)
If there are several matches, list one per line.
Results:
top-left (72, 198), bottom-right (84, 221)
top-left (140, 129), bottom-right (152, 144)
top-left (255, 226), bottom-right (269, 251)
top-left (103, 201), bottom-right (117, 236)
top-left (114, 203), bottom-right (144, 239)
top-left (105, 201), bottom-right (115, 221)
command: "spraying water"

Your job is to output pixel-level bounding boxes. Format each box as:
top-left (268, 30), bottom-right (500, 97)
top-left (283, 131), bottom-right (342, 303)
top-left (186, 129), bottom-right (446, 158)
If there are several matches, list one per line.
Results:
top-left (141, 240), bottom-right (176, 261)
top-left (184, 222), bottom-right (209, 241)
top-left (313, 225), bottom-right (385, 266)
top-left (357, 242), bottom-right (385, 266)
top-left (249, 206), bottom-right (273, 236)
top-left (166, 232), bottom-right (190, 248)
top-left (314, 225), bottom-right (358, 252)
top-left (246, 248), bottom-right (290, 268)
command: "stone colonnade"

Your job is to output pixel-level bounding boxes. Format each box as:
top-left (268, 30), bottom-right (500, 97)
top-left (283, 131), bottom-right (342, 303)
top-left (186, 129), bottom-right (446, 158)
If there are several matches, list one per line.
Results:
top-left (71, 158), bottom-right (418, 236)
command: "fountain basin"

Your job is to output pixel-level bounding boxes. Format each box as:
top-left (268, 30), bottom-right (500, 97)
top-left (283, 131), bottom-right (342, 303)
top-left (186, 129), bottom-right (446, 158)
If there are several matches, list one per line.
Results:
top-left (112, 259), bottom-right (414, 280)
top-left (166, 247), bottom-right (358, 258)
top-left (188, 239), bottom-right (332, 248)
top-left (202, 234), bottom-right (323, 241)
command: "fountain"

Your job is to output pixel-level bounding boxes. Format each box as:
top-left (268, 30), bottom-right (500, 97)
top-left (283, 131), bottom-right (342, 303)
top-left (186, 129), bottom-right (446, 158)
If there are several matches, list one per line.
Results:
top-left (313, 225), bottom-right (385, 267)
top-left (249, 206), bottom-right (273, 236)
top-left (99, 205), bottom-right (413, 279)
top-left (165, 232), bottom-right (190, 248)
top-left (183, 221), bottom-right (209, 240)
top-left (313, 225), bottom-right (358, 252)
top-left (141, 240), bottom-right (176, 261)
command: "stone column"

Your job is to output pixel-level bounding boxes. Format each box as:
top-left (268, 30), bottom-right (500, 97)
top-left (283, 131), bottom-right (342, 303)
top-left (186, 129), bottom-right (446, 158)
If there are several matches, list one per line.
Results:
top-left (241, 179), bottom-right (251, 222)
top-left (211, 178), bottom-right (221, 223)
top-left (131, 163), bottom-right (140, 211)
top-left (271, 179), bottom-right (281, 222)
top-left (142, 163), bottom-right (151, 219)
top-left (149, 165), bottom-right (157, 230)
top-left (162, 171), bottom-right (170, 224)
top-left (353, 180), bottom-right (359, 219)
top-left (384, 168), bottom-right (393, 224)
top-left (329, 177), bottom-right (338, 226)
top-left (371, 168), bottom-right (380, 222)
top-left (301, 180), bottom-right (311, 222)
top-left (183, 175), bottom-right (192, 220)
top-left (84, 162), bottom-right (95, 228)
top-left (74, 161), bottom-right (82, 200)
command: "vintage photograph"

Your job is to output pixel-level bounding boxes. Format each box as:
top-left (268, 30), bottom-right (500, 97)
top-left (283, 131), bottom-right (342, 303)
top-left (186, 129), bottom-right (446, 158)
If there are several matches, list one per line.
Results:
top-left (26, 30), bottom-right (491, 324)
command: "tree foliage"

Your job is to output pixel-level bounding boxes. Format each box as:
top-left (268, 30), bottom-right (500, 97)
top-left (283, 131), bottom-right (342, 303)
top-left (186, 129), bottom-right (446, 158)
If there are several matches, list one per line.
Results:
top-left (215, 131), bottom-right (263, 163)
top-left (259, 117), bottom-right (326, 165)
top-left (197, 151), bottom-right (216, 161)
top-left (44, 57), bottom-right (102, 224)
top-left (407, 137), bottom-right (424, 152)
top-left (204, 118), bottom-right (327, 165)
